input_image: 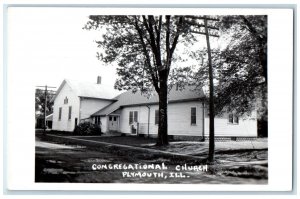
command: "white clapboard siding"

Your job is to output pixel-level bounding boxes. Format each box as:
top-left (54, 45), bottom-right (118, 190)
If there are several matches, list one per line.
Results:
top-left (52, 83), bottom-right (80, 132)
top-left (80, 98), bottom-right (113, 120)
top-left (204, 112), bottom-right (257, 137)
top-left (118, 101), bottom-right (257, 137)
top-left (119, 101), bottom-right (205, 136)
top-left (167, 102), bottom-right (204, 136)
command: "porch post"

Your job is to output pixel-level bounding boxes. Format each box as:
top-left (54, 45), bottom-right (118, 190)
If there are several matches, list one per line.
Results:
top-left (146, 105), bottom-right (150, 138)
top-left (202, 101), bottom-right (205, 142)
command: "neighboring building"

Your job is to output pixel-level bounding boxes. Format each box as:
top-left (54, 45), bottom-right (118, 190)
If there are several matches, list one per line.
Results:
top-left (45, 114), bottom-right (53, 129)
top-left (35, 113), bottom-right (53, 129)
top-left (35, 115), bottom-right (44, 129)
top-left (91, 86), bottom-right (257, 139)
top-left (52, 77), bottom-right (121, 132)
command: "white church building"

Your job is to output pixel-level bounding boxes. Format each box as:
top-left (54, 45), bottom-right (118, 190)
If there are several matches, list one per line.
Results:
top-left (52, 77), bottom-right (121, 132)
top-left (52, 77), bottom-right (258, 139)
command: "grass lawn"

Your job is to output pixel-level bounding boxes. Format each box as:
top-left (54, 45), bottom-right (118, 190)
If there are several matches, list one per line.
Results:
top-left (73, 135), bottom-right (158, 146)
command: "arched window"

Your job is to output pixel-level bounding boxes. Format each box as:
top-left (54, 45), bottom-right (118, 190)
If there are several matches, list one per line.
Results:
top-left (64, 96), bottom-right (68, 104)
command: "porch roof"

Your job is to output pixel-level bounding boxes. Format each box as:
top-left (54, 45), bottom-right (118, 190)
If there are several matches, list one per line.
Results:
top-left (46, 114), bottom-right (53, 121)
top-left (92, 86), bottom-right (205, 116)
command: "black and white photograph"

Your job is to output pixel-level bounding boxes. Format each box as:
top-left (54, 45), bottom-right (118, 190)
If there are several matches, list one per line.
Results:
top-left (4, 5), bottom-right (294, 192)
top-left (33, 12), bottom-right (268, 184)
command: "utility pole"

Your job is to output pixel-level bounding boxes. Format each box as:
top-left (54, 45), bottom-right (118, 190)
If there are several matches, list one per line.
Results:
top-left (185, 15), bottom-right (219, 163)
top-left (36, 85), bottom-right (56, 133)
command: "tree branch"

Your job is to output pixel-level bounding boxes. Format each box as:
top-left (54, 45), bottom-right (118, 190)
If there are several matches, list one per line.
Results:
top-left (134, 16), bottom-right (160, 92)
top-left (154, 16), bottom-right (162, 64)
top-left (142, 15), bottom-right (163, 68)
top-left (240, 15), bottom-right (265, 42)
top-left (165, 15), bottom-right (171, 71)
top-left (170, 16), bottom-right (183, 56)
top-left (240, 15), bottom-right (267, 83)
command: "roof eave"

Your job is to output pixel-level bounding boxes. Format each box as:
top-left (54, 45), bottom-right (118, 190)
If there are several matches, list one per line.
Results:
top-left (79, 96), bottom-right (118, 101)
top-left (119, 97), bottom-right (205, 108)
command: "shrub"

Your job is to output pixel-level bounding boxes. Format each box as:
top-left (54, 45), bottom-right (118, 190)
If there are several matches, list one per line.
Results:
top-left (73, 122), bottom-right (102, 136)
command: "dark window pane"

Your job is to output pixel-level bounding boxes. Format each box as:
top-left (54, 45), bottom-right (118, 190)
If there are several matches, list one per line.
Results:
top-left (134, 111), bottom-right (138, 122)
top-left (95, 116), bottom-right (100, 125)
top-left (129, 112), bottom-right (133, 124)
top-left (229, 114), bottom-right (233, 123)
top-left (155, 110), bottom-right (159, 125)
top-left (109, 116), bottom-right (112, 121)
top-left (68, 106), bottom-right (72, 120)
top-left (58, 107), bottom-right (62, 120)
top-left (191, 107), bottom-right (196, 116)
top-left (191, 107), bottom-right (196, 125)
top-left (114, 117), bottom-right (117, 121)
top-left (234, 116), bottom-right (239, 124)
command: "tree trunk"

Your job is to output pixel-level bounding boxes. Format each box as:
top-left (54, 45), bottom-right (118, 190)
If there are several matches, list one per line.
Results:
top-left (156, 70), bottom-right (169, 146)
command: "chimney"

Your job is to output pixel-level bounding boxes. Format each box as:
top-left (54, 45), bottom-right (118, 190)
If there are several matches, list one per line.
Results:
top-left (97, 76), bottom-right (102, 84)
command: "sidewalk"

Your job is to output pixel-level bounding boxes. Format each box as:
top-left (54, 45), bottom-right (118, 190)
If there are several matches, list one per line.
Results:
top-left (44, 134), bottom-right (267, 162)
top-left (148, 140), bottom-right (268, 156)
top-left (45, 134), bottom-right (206, 161)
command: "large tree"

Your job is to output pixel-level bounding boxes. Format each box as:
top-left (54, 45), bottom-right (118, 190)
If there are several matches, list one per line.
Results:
top-left (217, 15), bottom-right (267, 118)
top-left (84, 15), bottom-right (194, 145)
top-left (194, 15), bottom-right (267, 128)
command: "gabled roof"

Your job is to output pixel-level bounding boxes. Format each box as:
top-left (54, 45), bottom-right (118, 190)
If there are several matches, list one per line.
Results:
top-left (53, 79), bottom-right (122, 101)
top-left (92, 86), bottom-right (205, 116)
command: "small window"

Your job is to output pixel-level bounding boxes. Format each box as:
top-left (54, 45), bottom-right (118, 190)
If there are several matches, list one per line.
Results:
top-left (229, 113), bottom-right (239, 124)
top-left (109, 116), bottom-right (112, 121)
top-left (191, 107), bottom-right (196, 125)
top-left (114, 117), bottom-right (117, 121)
top-left (129, 111), bottom-right (138, 124)
top-left (68, 106), bottom-right (72, 120)
top-left (64, 97), bottom-right (68, 104)
top-left (155, 110), bottom-right (159, 125)
top-left (95, 116), bottom-right (101, 125)
top-left (58, 107), bottom-right (62, 120)
top-left (234, 116), bottom-right (239, 124)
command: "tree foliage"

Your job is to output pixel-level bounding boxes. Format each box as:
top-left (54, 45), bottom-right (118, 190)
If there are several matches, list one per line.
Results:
top-left (85, 16), bottom-right (194, 93)
top-left (194, 15), bottom-right (267, 119)
top-left (35, 89), bottom-right (54, 118)
top-left (84, 15), bottom-right (195, 145)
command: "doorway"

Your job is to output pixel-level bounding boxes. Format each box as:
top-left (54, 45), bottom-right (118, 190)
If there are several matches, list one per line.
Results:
top-left (108, 116), bottom-right (119, 131)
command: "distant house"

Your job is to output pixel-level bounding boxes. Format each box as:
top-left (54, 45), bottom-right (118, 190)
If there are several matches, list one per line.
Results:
top-left (35, 113), bottom-right (53, 129)
top-left (91, 86), bottom-right (257, 139)
top-left (52, 77), bottom-right (121, 132)
top-left (52, 78), bottom-right (257, 139)
top-left (45, 114), bottom-right (53, 129)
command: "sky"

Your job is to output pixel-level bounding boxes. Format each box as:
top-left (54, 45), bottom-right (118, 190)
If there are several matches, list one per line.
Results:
top-left (8, 7), bottom-right (118, 90)
top-left (7, 7), bottom-right (222, 92)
